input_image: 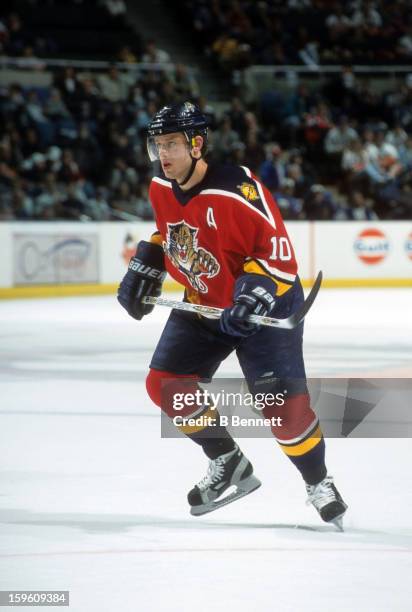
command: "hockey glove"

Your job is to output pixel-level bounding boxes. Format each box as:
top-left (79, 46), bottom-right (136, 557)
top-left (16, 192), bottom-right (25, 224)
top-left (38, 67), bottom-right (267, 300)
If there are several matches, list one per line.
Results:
top-left (220, 274), bottom-right (276, 337)
top-left (117, 240), bottom-right (166, 321)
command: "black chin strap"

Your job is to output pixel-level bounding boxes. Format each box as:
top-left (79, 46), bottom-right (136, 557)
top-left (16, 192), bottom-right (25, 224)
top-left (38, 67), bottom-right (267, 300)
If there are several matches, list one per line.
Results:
top-left (177, 155), bottom-right (198, 187)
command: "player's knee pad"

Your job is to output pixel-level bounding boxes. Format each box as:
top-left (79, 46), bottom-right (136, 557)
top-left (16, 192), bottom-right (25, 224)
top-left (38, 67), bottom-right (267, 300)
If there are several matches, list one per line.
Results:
top-left (146, 368), bottom-right (200, 417)
top-left (145, 368), bottom-right (164, 408)
top-left (262, 392), bottom-right (318, 442)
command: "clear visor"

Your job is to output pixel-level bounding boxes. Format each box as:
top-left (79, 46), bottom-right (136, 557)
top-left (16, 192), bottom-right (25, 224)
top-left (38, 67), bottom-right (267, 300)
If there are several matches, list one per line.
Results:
top-left (147, 135), bottom-right (190, 162)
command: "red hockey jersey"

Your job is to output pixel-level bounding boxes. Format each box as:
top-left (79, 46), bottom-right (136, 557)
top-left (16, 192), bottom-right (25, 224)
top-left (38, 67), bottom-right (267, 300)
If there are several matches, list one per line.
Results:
top-left (149, 163), bottom-right (298, 308)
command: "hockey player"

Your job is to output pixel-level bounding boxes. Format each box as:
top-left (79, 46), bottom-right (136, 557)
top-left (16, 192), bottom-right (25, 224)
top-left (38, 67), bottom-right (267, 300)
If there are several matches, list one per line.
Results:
top-left (117, 101), bottom-right (347, 529)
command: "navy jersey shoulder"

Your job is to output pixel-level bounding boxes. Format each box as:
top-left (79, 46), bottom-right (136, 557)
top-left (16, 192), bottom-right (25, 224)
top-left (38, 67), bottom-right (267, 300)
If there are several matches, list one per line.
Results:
top-left (201, 163), bottom-right (249, 194)
top-left (202, 163), bottom-right (270, 220)
top-left (165, 163), bottom-right (267, 214)
top-left (171, 162), bottom-right (247, 205)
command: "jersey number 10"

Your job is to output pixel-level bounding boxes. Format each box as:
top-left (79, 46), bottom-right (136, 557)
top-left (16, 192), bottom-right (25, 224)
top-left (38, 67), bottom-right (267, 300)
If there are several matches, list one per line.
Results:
top-left (269, 236), bottom-right (292, 261)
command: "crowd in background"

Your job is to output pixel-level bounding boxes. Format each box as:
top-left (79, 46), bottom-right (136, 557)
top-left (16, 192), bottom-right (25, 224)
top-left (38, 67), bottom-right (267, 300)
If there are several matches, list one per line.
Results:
top-left (0, 0), bottom-right (133, 63)
top-left (0, 63), bottom-right (199, 221)
top-left (0, 0), bottom-right (411, 222)
top-left (183, 0), bottom-right (412, 70)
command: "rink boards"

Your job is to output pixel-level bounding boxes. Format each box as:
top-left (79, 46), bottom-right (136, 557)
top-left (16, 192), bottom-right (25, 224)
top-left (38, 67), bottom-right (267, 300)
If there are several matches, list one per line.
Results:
top-left (0, 220), bottom-right (411, 298)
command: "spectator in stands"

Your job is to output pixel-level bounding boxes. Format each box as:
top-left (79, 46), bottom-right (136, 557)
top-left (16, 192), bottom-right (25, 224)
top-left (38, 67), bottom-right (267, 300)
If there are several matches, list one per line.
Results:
top-left (1, 84), bottom-right (24, 119)
top-left (0, 139), bottom-right (18, 188)
top-left (54, 68), bottom-right (81, 109)
top-left (377, 141), bottom-right (404, 180)
top-left (303, 102), bottom-right (333, 159)
top-left (324, 115), bottom-right (358, 178)
top-left (72, 123), bottom-right (101, 177)
top-left (21, 152), bottom-right (49, 186)
top-left (228, 97), bottom-right (247, 139)
top-left (98, 65), bottom-right (131, 102)
top-left (58, 181), bottom-right (87, 219)
top-left (274, 178), bottom-right (303, 220)
top-left (18, 45), bottom-right (45, 71)
top-left (173, 64), bottom-right (200, 100)
top-left (385, 123), bottom-right (408, 150)
top-left (351, 1), bottom-right (382, 30)
top-left (142, 40), bottom-right (171, 64)
top-left (196, 96), bottom-right (217, 130)
top-left (244, 132), bottom-right (265, 174)
top-left (362, 128), bottom-right (379, 163)
top-left (341, 137), bottom-right (370, 194)
top-left (101, 0), bottom-right (127, 19)
top-left (286, 160), bottom-right (311, 198)
top-left (358, 134), bottom-right (403, 190)
top-left (110, 157), bottom-right (138, 190)
top-left (303, 184), bottom-right (339, 220)
top-left (18, 127), bottom-right (41, 159)
top-left (34, 172), bottom-right (64, 219)
top-left (57, 149), bottom-right (81, 184)
top-left (397, 24), bottom-right (412, 59)
top-left (324, 116), bottom-right (358, 156)
top-left (260, 41), bottom-right (288, 66)
top-left (212, 116), bottom-right (241, 162)
top-left (86, 186), bottom-right (111, 221)
top-left (259, 143), bottom-right (287, 192)
top-left (117, 45), bottom-right (138, 64)
top-left (399, 136), bottom-right (412, 169)
top-left (212, 32), bottom-right (241, 71)
top-left (75, 77), bottom-right (101, 123)
top-left (0, 201), bottom-right (14, 220)
top-left (243, 110), bottom-right (260, 140)
top-left (134, 180), bottom-right (154, 221)
top-left (346, 190), bottom-right (378, 221)
top-left (287, 0), bottom-right (312, 9)
top-left (325, 3), bottom-right (352, 45)
top-left (129, 106), bottom-right (151, 136)
top-left (127, 85), bottom-right (147, 113)
top-left (44, 88), bottom-right (72, 122)
top-left (24, 90), bottom-right (55, 147)
top-left (5, 13), bottom-right (27, 56)
top-left (0, 18), bottom-right (9, 54)
top-left (110, 180), bottom-right (134, 217)
top-left (227, 140), bottom-right (245, 166)
top-left (375, 172), bottom-right (412, 220)
top-left (297, 34), bottom-right (320, 69)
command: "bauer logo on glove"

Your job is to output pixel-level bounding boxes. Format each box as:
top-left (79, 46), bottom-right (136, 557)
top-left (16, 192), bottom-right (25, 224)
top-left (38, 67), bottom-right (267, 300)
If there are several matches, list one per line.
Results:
top-left (128, 257), bottom-right (167, 281)
top-left (117, 240), bottom-right (166, 321)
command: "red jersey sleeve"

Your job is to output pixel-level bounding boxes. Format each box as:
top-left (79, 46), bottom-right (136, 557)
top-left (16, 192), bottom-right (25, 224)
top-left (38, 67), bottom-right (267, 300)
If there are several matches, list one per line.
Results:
top-left (225, 168), bottom-right (298, 296)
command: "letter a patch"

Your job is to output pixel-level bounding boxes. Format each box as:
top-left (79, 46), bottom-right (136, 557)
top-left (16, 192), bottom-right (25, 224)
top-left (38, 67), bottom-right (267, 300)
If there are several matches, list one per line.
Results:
top-left (206, 207), bottom-right (217, 230)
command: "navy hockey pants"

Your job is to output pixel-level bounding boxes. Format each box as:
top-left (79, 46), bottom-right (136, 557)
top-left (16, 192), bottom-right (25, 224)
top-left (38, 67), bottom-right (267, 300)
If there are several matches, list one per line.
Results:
top-left (150, 277), bottom-right (308, 396)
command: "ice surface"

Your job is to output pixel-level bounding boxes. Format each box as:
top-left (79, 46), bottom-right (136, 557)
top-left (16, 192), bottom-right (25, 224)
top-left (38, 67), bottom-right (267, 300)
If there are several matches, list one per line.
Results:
top-left (0, 289), bottom-right (411, 611)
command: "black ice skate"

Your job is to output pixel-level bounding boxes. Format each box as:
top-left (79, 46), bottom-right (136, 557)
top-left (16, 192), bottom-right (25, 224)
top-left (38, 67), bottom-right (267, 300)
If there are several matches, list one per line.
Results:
top-left (188, 445), bottom-right (261, 516)
top-left (306, 475), bottom-right (348, 531)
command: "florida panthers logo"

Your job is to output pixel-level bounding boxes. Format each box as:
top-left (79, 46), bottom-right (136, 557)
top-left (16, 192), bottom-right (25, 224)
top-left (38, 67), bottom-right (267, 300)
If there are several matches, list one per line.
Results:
top-left (163, 221), bottom-right (220, 293)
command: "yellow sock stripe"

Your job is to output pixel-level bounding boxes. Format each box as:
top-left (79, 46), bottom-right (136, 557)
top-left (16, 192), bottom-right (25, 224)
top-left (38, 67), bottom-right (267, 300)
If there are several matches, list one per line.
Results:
top-left (243, 260), bottom-right (292, 296)
top-left (278, 426), bottom-right (323, 457)
top-left (176, 406), bottom-right (218, 435)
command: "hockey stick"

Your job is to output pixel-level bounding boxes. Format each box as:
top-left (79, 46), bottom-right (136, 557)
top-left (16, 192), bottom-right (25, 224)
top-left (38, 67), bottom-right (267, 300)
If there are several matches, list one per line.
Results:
top-left (142, 271), bottom-right (322, 330)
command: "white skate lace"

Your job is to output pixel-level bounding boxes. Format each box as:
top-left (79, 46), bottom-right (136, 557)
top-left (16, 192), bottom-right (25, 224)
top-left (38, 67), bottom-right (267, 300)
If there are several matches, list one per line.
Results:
top-left (306, 477), bottom-right (336, 509)
top-left (197, 457), bottom-right (226, 492)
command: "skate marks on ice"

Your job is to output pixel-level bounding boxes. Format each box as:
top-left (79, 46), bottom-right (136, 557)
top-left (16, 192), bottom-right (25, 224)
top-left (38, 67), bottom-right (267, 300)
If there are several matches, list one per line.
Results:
top-left (0, 508), bottom-right (411, 555)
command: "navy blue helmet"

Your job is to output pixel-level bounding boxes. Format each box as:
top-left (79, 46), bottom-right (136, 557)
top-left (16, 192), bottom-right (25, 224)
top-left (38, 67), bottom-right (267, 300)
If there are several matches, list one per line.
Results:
top-left (147, 101), bottom-right (208, 161)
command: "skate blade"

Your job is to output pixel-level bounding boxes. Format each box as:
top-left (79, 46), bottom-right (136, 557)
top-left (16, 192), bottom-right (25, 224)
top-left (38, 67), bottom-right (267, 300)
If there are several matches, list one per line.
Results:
top-left (330, 513), bottom-right (346, 532)
top-left (190, 475), bottom-right (262, 516)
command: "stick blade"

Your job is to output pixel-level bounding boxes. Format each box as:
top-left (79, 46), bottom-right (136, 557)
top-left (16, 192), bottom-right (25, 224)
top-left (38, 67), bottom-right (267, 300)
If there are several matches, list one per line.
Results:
top-left (288, 270), bottom-right (323, 328)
